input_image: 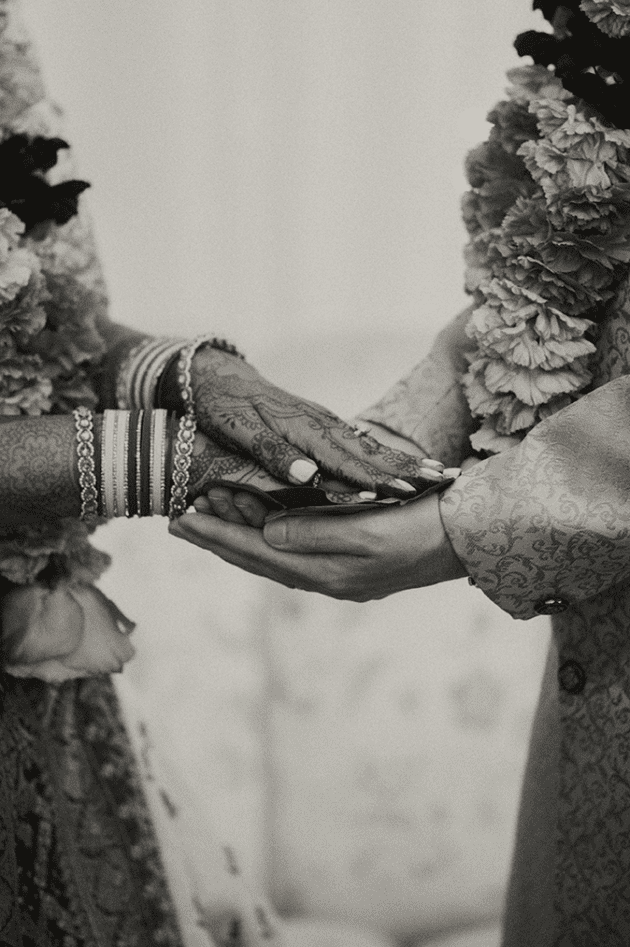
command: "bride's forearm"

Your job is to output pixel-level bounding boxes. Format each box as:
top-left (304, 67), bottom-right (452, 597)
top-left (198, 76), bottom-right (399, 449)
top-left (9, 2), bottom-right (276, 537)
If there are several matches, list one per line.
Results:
top-left (0, 411), bottom-right (276, 530)
top-left (0, 416), bottom-right (82, 524)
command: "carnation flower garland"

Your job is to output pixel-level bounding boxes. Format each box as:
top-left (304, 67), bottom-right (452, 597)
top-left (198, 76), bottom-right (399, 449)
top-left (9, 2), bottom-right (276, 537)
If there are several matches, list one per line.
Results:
top-left (0, 13), bottom-right (109, 598)
top-left (462, 1), bottom-right (630, 454)
top-left (577, 0), bottom-right (630, 39)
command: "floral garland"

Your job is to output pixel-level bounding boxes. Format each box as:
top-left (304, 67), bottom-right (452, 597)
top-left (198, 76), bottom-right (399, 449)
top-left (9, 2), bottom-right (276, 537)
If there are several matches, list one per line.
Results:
top-left (0, 12), bottom-right (111, 601)
top-left (462, 1), bottom-right (630, 454)
top-left (0, 136), bottom-right (108, 578)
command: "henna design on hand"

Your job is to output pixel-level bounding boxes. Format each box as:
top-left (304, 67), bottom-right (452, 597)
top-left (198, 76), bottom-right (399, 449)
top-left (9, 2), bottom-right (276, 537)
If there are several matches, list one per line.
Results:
top-left (188, 432), bottom-right (283, 499)
top-left (190, 347), bottom-right (435, 492)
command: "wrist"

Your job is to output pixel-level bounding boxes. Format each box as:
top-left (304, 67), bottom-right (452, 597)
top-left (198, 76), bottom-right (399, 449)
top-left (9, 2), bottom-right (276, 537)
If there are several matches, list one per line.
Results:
top-left (434, 490), bottom-right (468, 584)
top-left (189, 339), bottom-right (249, 406)
top-left (73, 408), bottom-right (195, 521)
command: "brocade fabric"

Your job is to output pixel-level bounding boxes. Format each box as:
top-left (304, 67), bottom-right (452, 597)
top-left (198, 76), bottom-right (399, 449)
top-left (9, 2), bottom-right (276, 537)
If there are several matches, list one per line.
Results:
top-left (365, 270), bottom-right (630, 941)
top-left (0, 2), bottom-right (184, 943)
top-left (0, 674), bottom-right (183, 946)
top-left (443, 282), bottom-right (630, 944)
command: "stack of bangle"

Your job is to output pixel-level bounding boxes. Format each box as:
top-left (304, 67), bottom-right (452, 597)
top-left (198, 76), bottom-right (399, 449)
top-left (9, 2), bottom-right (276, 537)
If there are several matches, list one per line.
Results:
top-left (74, 407), bottom-right (184, 520)
top-left (116, 334), bottom-right (245, 413)
top-left (101, 408), bottom-right (175, 518)
top-left (116, 337), bottom-right (187, 411)
top-left (110, 333), bottom-right (245, 519)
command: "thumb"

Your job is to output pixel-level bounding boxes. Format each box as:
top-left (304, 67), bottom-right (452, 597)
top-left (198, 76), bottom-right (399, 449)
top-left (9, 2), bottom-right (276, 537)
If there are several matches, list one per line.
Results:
top-left (263, 518), bottom-right (303, 550)
top-left (263, 514), bottom-right (364, 554)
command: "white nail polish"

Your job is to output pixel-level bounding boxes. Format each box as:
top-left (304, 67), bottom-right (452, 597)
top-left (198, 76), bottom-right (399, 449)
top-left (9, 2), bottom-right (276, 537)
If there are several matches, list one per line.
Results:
top-left (393, 479), bottom-right (416, 493)
top-left (420, 468), bottom-right (444, 481)
top-left (358, 491), bottom-right (378, 500)
top-left (422, 458), bottom-right (444, 471)
top-left (288, 459), bottom-right (319, 484)
top-left (443, 467), bottom-right (462, 479)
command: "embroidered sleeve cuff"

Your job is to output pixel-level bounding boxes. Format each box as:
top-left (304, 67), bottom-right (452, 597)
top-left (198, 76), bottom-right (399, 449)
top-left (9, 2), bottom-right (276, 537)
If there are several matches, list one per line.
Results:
top-left (439, 378), bottom-right (630, 620)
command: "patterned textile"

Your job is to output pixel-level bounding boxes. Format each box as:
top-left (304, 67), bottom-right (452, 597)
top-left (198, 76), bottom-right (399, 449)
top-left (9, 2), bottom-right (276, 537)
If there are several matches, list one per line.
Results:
top-left (0, 674), bottom-right (183, 946)
top-left (439, 278), bottom-right (630, 944)
top-left (0, 2), bottom-right (189, 942)
top-left (363, 230), bottom-right (630, 940)
top-left (0, 2), bottom-right (282, 944)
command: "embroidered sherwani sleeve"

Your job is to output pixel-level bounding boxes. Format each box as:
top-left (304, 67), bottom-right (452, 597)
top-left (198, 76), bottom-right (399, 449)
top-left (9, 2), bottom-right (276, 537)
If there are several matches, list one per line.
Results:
top-left (359, 308), bottom-right (477, 468)
top-left (440, 374), bottom-right (630, 620)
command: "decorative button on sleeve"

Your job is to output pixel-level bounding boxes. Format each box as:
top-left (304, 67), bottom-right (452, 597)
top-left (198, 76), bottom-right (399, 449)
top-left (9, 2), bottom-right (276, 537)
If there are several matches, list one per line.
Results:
top-left (558, 660), bottom-right (586, 695)
top-left (534, 597), bottom-right (569, 616)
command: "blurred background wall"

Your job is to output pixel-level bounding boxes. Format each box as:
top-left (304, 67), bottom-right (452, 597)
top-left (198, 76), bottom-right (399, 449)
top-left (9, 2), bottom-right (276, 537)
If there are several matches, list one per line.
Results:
top-left (24, 1), bottom-right (551, 942)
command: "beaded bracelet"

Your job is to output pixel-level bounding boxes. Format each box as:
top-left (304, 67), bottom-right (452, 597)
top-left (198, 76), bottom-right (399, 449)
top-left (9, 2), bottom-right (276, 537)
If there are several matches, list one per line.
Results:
top-left (73, 406), bottom-right (99, 523)
top-left (176, 335), bottom-right (245, 417)
top-left (168, 412), bottom-right (197, 519)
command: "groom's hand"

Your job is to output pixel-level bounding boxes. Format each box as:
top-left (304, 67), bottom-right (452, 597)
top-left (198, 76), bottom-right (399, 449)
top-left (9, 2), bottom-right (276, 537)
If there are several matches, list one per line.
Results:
top-left (169, 492), bottom-right (467, 601)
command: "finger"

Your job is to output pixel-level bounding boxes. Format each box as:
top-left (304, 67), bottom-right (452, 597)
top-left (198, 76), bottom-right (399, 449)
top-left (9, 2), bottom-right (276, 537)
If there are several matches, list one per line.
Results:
top-left (332, 435), bottom-right (447, 492)
top-left (206, 487), bottom-right (249, 525)
top-left (194, 496), bottom-right (213, 514)
top-left (248, 429), bottom-right (319, 485)
top-left (232, 491), bottom-right (268, 528)
top-left (258, 411), bottom-right (428, 497)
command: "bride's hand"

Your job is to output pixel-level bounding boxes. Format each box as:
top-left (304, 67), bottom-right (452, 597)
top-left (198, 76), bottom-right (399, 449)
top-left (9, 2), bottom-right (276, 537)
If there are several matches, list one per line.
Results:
top-left (170, 490), bottom-right (467, 600)
top-left (187, 430), bottom-right (285, 526)
top-left (188, 432), bottom-right (379, 527)
top-left (190, 347), bottom-right (439, 497)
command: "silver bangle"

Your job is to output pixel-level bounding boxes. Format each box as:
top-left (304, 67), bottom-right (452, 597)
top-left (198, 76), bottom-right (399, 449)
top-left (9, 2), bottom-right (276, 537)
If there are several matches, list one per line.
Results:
top-left (168, 413), bottom-right (197, 519)
top-left (176, 335), bottom-right (245, 416)
top-left (73, 406), bottom-right (99, 523)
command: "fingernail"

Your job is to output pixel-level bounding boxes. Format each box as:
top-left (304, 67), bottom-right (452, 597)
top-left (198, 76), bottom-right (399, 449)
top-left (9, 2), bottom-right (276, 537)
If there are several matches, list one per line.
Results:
top-left (420, 468), bottom-right (444, 481)
top-left (288, 459), bottom-right (319, 484)
top-left (392, 478), bottom-right (416, 493)
top-left (443, 467), bottom-right (462, 479)
top-left (422, 458), bottom-right (444, 471)
top-left (264, 520), bottom-right (287, 547)
top-left (358, 491), bottom-right (378, 500)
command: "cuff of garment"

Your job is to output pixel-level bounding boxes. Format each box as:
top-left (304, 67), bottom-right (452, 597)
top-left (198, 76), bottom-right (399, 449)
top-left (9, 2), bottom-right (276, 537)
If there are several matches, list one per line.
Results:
top-left (438, 385), bottom-right (630, 620)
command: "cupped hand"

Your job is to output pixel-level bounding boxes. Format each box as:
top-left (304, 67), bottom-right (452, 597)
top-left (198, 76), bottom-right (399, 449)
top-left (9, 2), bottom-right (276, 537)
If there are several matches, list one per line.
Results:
top-left (191, 347), bottom-right (442, 498)
top-left (169, 491), bottom-right (467, 601)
